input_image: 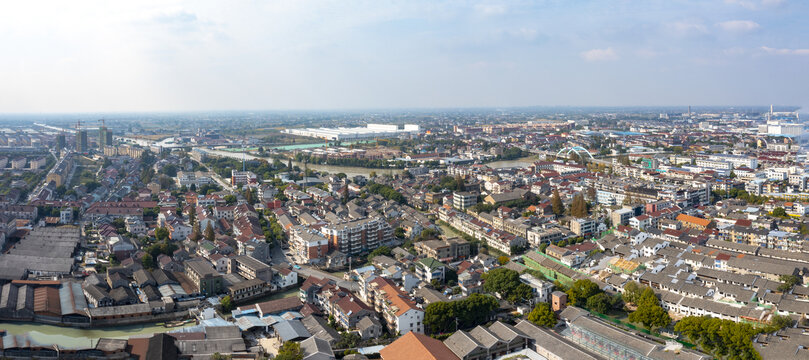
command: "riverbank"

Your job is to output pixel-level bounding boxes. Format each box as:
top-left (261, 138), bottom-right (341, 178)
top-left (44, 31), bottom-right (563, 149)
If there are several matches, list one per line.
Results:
top-left (0, 320), bottom-right (196, 348)
top-left (198, 147), bottom-right (536, 178)
top-left (485, 155), bottom-right (538, 169)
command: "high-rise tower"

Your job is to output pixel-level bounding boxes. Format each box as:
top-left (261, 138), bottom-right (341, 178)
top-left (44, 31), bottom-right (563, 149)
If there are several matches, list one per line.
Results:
top-left (98, 119), bottom-right (113, 147)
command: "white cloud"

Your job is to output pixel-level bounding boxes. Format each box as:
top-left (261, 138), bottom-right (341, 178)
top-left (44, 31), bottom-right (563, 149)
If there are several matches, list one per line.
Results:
top-left (760, 46), bottom-right (809, 55)
top-left (716, 20), bottom-right (760, 33)
top-left (725, 0), bottom-right (785, 10)
top-left (581, 47), bottom-right (618, 62)
top-left (474, 4), bottom-right (506, 16)
top-left (667, 20), bottom-right (708, 36)
top-left (509, 28), bottom-right (538, 41)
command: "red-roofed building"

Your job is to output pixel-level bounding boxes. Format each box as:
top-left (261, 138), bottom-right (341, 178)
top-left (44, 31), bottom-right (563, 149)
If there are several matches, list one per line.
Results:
top-left (367, 277), bottom-right (424, 334)
top-left (380, 331), bottom-right (459, 360)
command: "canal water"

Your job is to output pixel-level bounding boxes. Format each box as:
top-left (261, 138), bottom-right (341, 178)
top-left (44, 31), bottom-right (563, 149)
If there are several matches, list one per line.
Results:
top-left (0, 287), bottom-right (301, 348)
top-left (0, 321), bottom-right (196, 348)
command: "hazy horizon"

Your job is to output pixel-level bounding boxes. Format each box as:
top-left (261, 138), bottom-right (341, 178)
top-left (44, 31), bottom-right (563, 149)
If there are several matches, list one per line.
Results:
top-left (0, 104), bottom-right (801, 116)
top-left (2, 1), bottom-right (808, 112)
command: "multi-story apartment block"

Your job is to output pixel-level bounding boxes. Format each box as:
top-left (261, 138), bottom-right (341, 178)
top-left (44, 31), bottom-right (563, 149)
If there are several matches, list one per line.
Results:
top-left (185, 259), bottom-right (223, 296)
top-left (416, 257), bottom-right (446, 283)
top-left (321, 217), bottom-right (392, 256)
top-left (453, 191), bottom-right (478, 210)
top-left (177, 171), bottom-right (214, 187)
top-left (227, 278), bottom-right (270, 302)
top-left (125, 216), bottom-right (147, 235)
top-left (708, 154), bottom-right (757, 169)
top-left (289, 225), bottom-right (330, 264)
top-left (519, 273), bottom-right (555, 305)
top-left (231, 170), bottom-right (257, 186)
top-left (367, 277), bottom-right (424, 334)
top-left (29, 157), bottom-right (46, 169)
top-left (10, 158), bottom-right (26, 169)
top-left (414, 238), bottom-right (470, 261)
top-left (610, 208), bottom-right (633, 226)
top-left (695, 159), bottom-right (732, 170)
top-left (569, 217), bottom-right (596, 236)
top-left (228, 255), bottom-right (273, 282)
top-left (527, 227), bottom-right (565, 246)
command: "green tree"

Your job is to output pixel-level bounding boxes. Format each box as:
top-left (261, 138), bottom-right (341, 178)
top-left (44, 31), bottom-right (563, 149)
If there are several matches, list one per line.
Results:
top-left (586, 292), bottom-right (611, 314)
top-left (424, 294), bottom-right (498, 334)
top-left (224, 194), bottom-right (237, 205)
top-left (772, 207), bottom-right (788, 218)
top-left (141, 253), bottom-right (155, 270)
top-left (778, 274), bottom-right (800, 292)
top-left (245, 188), bottom-right (255, 205)
top-left (497, 256), bottom-right (510, 265)
top-left (460, 293), bottom-right (499, 328)
top-left (220, 295), bottom-right (235, 312)
top-left (551, 189), bottom-right (565, 216)
top-left (455, 175), bottom-right (465, 192)
top-left (565, 279), bottom-right (601, 306)
top-left (674, 316), bottom-right (762, 360)
top-left (628, 300), bottom-right (670, 330)
top-left (586, 186), bottom-right (596, 201)
top-left (276, 341), bottom-right (304, 360)
top-left (335, 331), bottom-right (361, 349)
top-left (424, 301), bottom-right (458, 333)
top-left (768, 314), bottom-right (794, 330)
top-left (527, 302), bottom-right (557, 328)
top-left (570, 193), bottom-right (588, 218)
top-left (191, 221), bottom-right (201, 241)
top-left (628, 288), bottom-right (670, 330)
top-left (161, 164), bottom-right (178, 177)
top-left (155, 227), bottom-right (169, 241)
top-left (367, 246), bottom-right (392, 262)
top-left (623, 281), bottom-right (643, 305)
top-left (482, 268), bottom-right (532, 303)
top-left (204, 223), bottom-right (216, 241)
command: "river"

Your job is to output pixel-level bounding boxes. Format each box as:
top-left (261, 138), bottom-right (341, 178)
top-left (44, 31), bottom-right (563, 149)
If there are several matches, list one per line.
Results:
top-left (486, 155), bottom-right (538, 169)
top-left (199, 148), bottom-right (538, 178)
top-left (197, 148), bottom-right (402, 178)
top-left (0, 321), bottom-right (196, 348)
top-left (0, 286), bottom-right (301, 348)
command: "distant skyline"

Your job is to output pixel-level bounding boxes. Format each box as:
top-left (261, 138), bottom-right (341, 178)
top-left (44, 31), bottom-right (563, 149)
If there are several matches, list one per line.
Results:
top-left (1, 1), bottom-right (807, 113)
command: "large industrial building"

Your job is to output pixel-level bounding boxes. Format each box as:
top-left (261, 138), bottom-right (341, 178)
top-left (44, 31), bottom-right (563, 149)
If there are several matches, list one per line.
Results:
top-left (758, 107), bottom-right (803, 137)
top-left (284, 124), bottom-right (420, 141)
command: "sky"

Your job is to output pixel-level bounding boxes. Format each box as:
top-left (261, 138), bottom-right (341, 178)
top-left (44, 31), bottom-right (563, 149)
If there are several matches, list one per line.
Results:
top-left (0, 0), bottom-right (807, 113)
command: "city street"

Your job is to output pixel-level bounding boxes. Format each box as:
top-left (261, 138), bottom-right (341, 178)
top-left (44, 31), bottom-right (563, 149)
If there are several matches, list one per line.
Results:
top-left (269, 241), bottom-right (358, 291)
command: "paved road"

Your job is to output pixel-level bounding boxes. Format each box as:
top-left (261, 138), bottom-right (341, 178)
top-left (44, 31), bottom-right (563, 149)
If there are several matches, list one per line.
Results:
top-left (28, 150), bottom-right (61, 201)
top-left (210, 172), bottom-right (236, 192)
top-left (269, 240), bottom-right (359, 291)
